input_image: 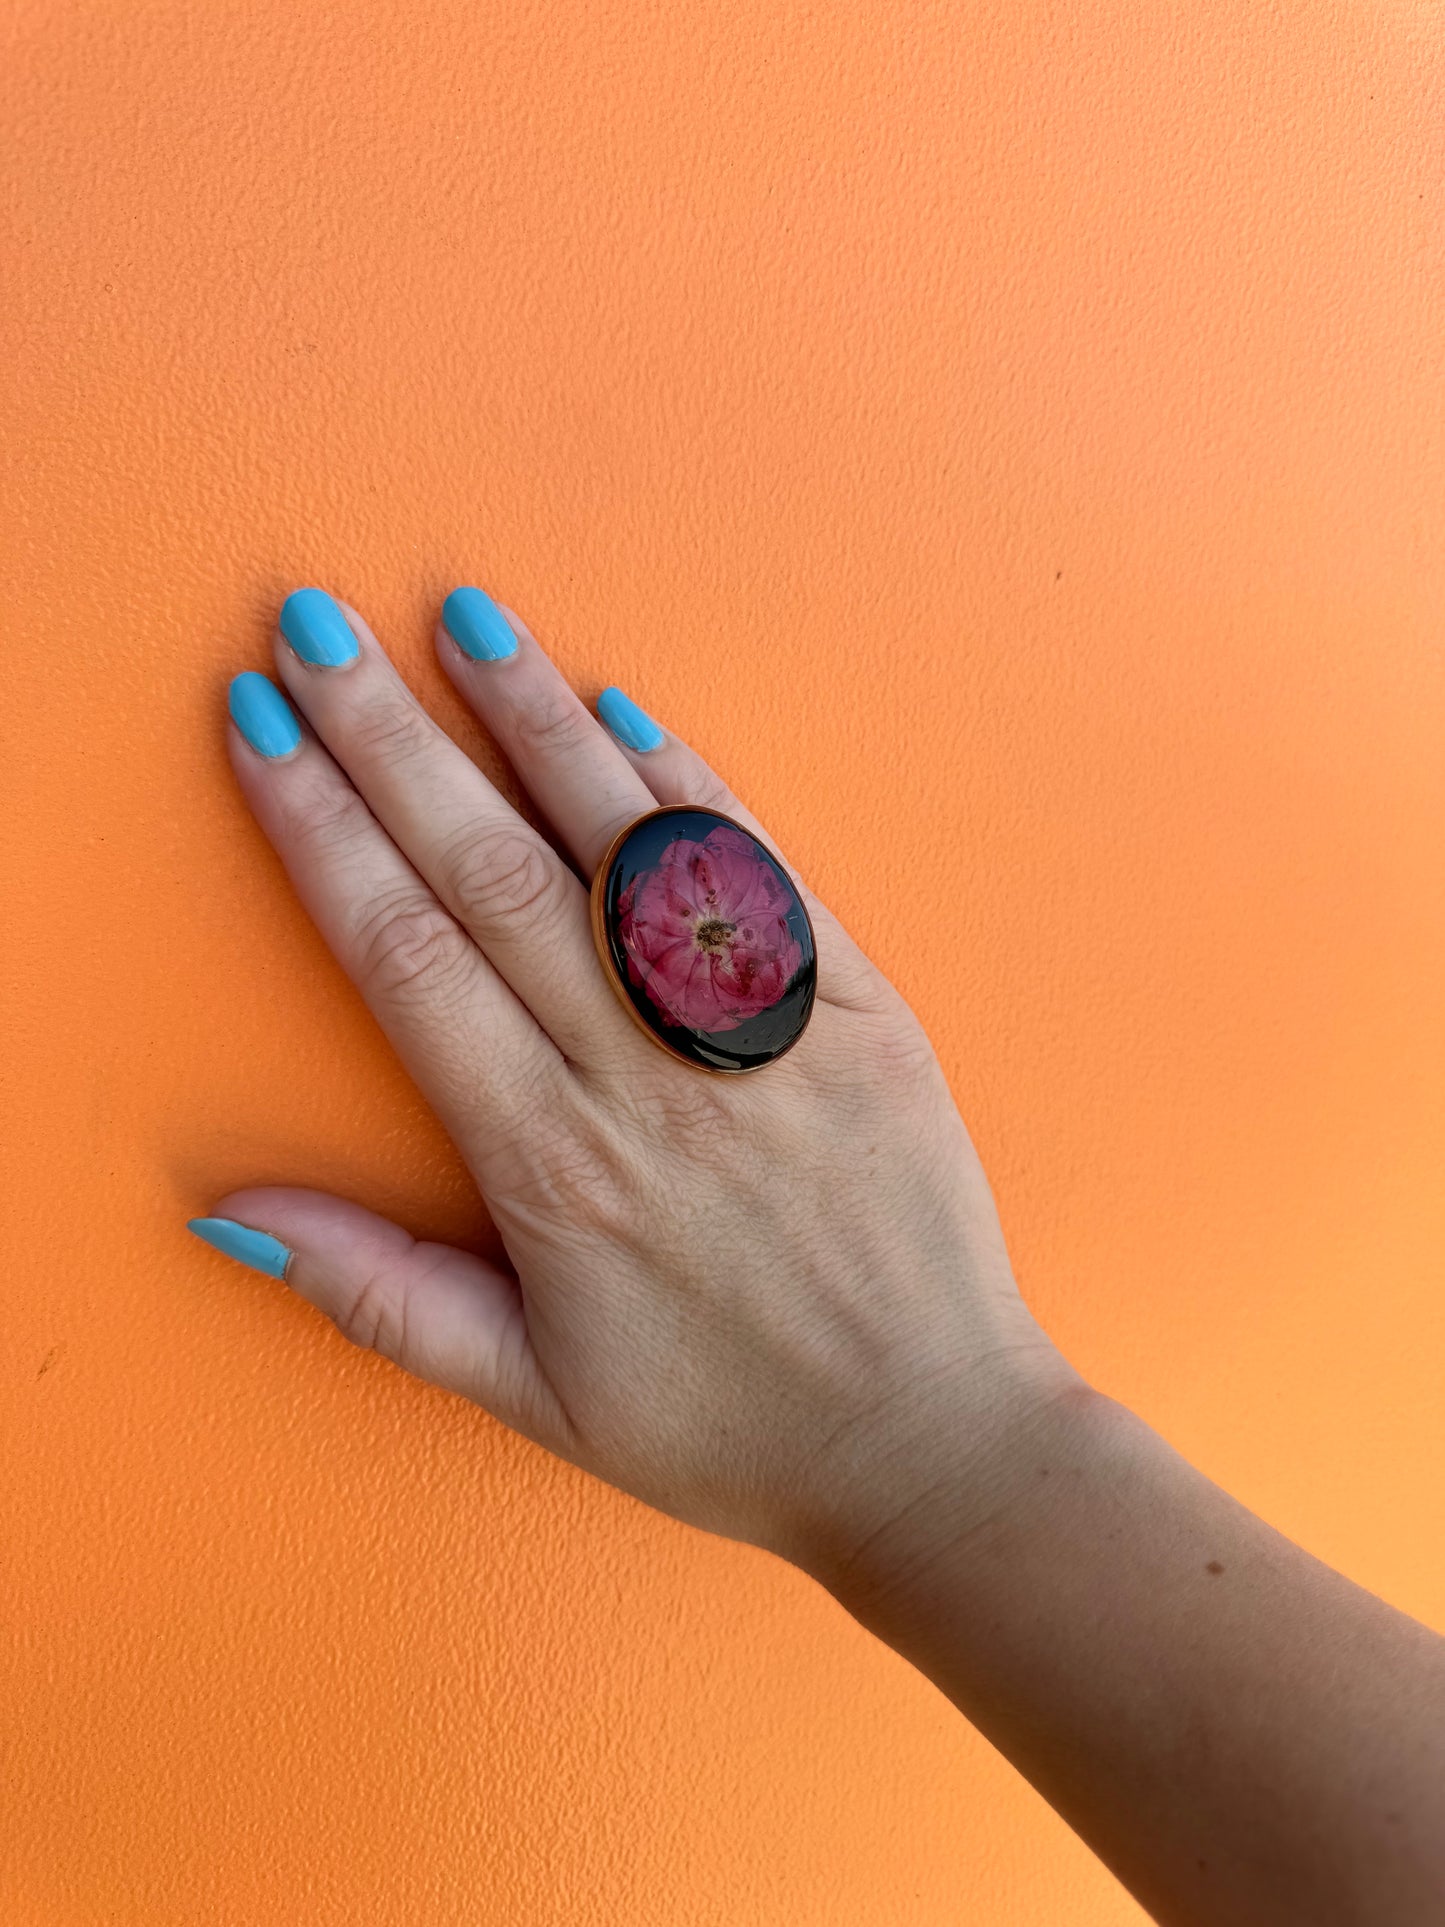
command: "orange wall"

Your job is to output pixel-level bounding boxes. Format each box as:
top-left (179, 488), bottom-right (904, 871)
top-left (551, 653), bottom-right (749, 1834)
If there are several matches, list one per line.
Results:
top-left (4, 2), bottom-right (1442, 1921)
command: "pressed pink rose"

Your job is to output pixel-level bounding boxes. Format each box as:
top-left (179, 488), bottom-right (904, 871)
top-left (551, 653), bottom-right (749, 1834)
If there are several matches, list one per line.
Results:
top-left (617, 823), bottom-right (804, 1032)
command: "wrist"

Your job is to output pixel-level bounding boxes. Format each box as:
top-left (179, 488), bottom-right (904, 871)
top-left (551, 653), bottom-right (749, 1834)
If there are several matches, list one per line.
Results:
top-left (785, 1332), bottom-right (1100, 1620)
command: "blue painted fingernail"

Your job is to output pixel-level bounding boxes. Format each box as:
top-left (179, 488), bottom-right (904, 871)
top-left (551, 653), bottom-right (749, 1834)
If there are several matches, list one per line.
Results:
top-left (278, 587), bottom-right (359, 666)
top-left (597, 685), bottom-right (664, 752)
top-left (442, 586), bottom-right (518, 662)
top-left (228, 672), bottom-right (302, 758)
top-left (186, 1216), bottom-right (294, 1280)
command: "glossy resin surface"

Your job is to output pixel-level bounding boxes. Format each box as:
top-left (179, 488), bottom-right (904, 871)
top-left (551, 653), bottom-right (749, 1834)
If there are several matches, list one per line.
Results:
top-left (594, 808), bottom-right (817, 1072)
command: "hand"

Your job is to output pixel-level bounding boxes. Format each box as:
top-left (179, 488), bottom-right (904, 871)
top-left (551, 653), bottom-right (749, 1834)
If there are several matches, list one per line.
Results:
top-left (194, 588), bottom-right (1445, 1926)
top-left (195, 587), bottom-right (1076, 1577)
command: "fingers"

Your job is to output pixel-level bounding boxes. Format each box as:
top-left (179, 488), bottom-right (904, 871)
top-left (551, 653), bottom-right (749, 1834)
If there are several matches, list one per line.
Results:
top-left (434, 591), bottom-right (659, 877)
top-left (268, 590), bottom-right (636, 1069)
top-left (437, 594), bottom-right (890, 1014)
top-left (592, 683), bottom-right (890, 1017)
top-left (189, 1187), bottom-right (576, 1452)
top-left (224, 669), bottom-right (566, 1166)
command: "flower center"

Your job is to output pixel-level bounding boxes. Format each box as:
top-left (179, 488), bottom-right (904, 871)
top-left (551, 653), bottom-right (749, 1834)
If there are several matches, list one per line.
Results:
top-left (693, 917), bottom-right (735, 954)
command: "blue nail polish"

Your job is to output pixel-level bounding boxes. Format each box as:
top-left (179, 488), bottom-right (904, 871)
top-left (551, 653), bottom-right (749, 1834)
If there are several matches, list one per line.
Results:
top-left (597, 685), bottom-right (664, 752)
top-left (442, 586), bottom-right (518, 662)
top-left (278, 587), bottom-right (359, 666)
top-left (228, 672), bottom-right (302, 758)
top-left (187, 1216), bottom-right (293, 1280)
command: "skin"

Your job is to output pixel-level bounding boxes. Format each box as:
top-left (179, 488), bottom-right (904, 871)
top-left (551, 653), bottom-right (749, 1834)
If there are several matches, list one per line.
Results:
top-left (211, 592), bottom-right (1445, 1926)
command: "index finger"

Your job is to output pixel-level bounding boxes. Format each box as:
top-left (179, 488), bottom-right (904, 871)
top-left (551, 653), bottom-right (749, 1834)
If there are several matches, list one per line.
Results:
top-left (222, 670), bottom-right (571, 1172)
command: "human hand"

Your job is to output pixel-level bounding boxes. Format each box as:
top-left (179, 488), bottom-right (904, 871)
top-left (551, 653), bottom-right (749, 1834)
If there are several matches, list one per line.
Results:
top-left (192, 587), bottom-right (1079, 1581)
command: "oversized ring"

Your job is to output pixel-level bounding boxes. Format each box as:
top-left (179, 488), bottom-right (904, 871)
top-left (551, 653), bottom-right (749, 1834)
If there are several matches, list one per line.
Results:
top-left (589, 804), bottom-right (817, 1074)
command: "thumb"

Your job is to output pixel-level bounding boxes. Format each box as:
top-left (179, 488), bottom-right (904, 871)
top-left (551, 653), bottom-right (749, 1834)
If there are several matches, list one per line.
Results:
top-left (187, 1186), bottom-right (573, 1452)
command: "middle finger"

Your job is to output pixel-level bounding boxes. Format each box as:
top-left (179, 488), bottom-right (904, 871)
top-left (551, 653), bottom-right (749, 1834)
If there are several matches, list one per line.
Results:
top-left (435, 587), bottom-right (660, 882)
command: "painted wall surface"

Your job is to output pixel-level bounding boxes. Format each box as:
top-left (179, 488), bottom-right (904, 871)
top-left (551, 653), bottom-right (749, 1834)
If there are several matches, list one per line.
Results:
top-left (4, 2), bottom-right (1442, 1921)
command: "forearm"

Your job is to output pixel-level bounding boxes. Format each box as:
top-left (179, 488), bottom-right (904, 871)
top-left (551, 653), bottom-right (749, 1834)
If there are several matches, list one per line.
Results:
top-left (804, 1380), bottom-right (1445, 1927)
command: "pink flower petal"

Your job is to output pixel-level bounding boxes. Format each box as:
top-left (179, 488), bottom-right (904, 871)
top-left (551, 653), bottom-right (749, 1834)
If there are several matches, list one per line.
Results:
top-left (616, 823), bottom-right (804, 1031)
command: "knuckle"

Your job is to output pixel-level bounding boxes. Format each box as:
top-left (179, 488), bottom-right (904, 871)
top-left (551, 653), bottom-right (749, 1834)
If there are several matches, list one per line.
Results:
top-left (860, 1006), bottom-right (941, 1094)
top-left (654, 1077), bottom-right (741, 1158)
top-left (346, 698), bottom-right (434, 771)
top-left (291, 778), bottom-right (375, 859)
top-left (509, 687), bottom-right (591, 761)
top-left (336, 1266), bottom-right (404, 1361)
top-left (444, 823), bottom-right (559, 933)
top-left (683, 768), bottom-right (742, 820)
top-left (351, 889), bottom-right (475, 1005)
top-left (609, 1063), bottom-right (748, 1173)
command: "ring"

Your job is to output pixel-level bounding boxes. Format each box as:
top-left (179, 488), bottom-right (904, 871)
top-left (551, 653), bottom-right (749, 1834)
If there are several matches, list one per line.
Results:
top-left (589, 805), bottom-right (817, 1074)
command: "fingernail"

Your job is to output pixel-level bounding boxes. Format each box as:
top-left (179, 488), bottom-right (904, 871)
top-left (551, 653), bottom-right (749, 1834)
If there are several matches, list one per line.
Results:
top-left (228, 672), bottom-right (302, 758)
top-left (442, 586), bottom-right (518, 662)
top-left (278, 587), bottom-right (360, 666)
top-left (187, 1216), bottom-right (293, 1280)
top-left (597, 685), bottom-right (664, 752)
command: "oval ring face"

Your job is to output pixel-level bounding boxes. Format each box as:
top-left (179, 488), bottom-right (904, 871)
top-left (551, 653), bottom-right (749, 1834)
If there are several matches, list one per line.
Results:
top-left (590, 806), bottom-right (817, 1073)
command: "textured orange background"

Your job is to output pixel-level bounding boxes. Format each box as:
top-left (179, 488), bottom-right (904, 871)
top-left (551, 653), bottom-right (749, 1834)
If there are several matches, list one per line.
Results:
top-left (4, 2), bottom-right (1443, 1921)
